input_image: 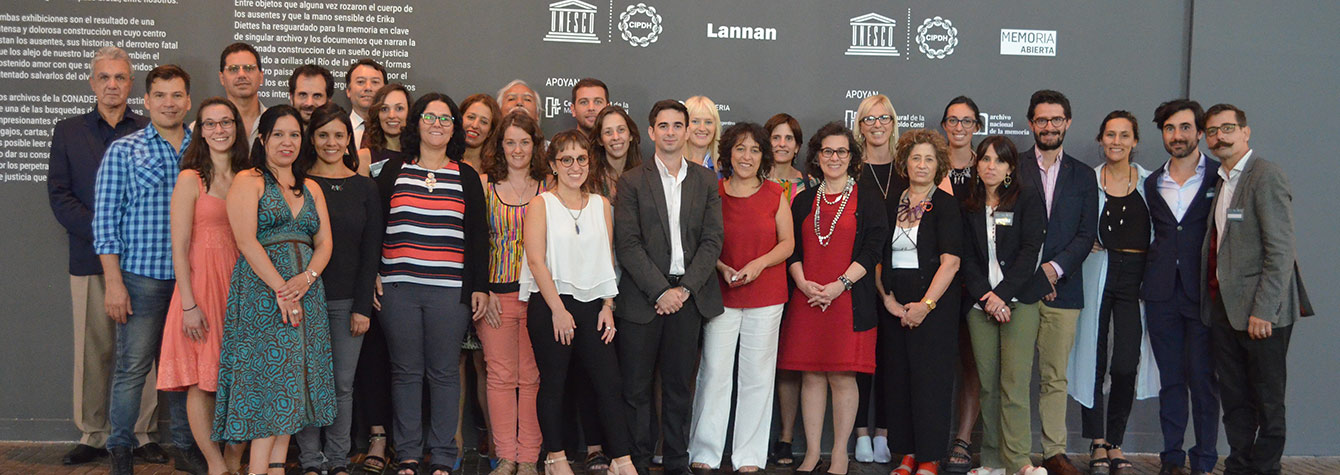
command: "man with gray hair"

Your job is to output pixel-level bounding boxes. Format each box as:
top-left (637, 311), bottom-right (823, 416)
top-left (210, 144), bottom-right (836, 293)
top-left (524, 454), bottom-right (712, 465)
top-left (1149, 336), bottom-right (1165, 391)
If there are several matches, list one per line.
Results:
top-left (46, 46), bottom-right (161, 467)
top-left (498, 79), bottom-right (541, 121)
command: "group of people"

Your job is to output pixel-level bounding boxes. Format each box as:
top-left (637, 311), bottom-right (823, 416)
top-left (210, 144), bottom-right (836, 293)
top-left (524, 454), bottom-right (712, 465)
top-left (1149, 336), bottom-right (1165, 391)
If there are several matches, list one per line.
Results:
top-left (47, 41), bottom-right (1311, 475)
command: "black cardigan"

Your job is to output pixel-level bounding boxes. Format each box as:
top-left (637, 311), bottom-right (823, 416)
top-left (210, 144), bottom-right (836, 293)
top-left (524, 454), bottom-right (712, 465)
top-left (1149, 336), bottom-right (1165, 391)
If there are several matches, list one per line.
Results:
top-left (880, 187), bottom-right (963, 301)
top-left (374, 153), bottom-right (490, 304)
top-left (788, 183), bottom-right (890, 332)
top-left (960, 191), bottom-right (1049, 305)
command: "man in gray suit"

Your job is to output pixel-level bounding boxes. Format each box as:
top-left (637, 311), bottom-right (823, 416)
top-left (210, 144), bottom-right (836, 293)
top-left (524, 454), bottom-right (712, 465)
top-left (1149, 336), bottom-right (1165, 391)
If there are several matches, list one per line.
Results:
top-left (1201, 104), bottom-right (1312, 475)
top-left (613, 99), bottom-right (724, 475)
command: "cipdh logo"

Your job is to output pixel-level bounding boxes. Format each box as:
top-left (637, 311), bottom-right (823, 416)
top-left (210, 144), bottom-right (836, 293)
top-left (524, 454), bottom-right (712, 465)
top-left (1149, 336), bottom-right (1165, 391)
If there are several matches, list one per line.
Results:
top-left (844, 13), bottom-right (899, 57)
top-left (619, 3), bottom-right (663, 47)
top-left (543, 0), bottom-right (601, 44)
top-left (915, 16), bottom-right (957, 59)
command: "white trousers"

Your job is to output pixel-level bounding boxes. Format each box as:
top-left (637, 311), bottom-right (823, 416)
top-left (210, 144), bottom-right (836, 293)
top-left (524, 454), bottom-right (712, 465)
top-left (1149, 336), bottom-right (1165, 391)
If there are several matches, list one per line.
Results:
top-left (687, 304), bottom-right (784, 469)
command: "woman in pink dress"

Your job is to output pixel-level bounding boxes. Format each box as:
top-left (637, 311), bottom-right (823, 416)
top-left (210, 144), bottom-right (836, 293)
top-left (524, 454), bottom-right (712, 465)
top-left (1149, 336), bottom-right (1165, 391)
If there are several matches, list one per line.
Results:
top-left (157, 97), bottom-right (250, 475)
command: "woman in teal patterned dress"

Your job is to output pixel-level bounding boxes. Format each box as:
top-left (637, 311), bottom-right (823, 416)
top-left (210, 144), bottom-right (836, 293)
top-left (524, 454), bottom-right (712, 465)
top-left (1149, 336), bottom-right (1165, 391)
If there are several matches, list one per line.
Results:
top-left (215, 105), bottom-right (336, 475)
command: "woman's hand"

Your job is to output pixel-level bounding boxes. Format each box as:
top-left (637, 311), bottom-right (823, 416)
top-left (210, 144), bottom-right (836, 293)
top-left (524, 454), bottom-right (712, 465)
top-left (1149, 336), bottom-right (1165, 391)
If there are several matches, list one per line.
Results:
top-left (350, 312), bottom-right (371, 336)
top-left (278, 273), bottom-right (313, 302)
top-left (470, 292), bottom-right (489, 322)
top-left (372, 275), bottom-right (383, 311)
top-left (881, 293), bottom-right (906, 318)
top-left (277, 294), bottom-right (303, 327)
top-left (598, 304), bottom-right (617, 344)
top-left (982, 292), bottom-right (1010, 323)
top-left (901, 302), bottom-right (930, 328)
top-left (481, 292), bottom-right (503, 329)
top-left (552, 308), bottom-right (577, 345)
top-left (732, 259), bottom-right (767, 287)
top-left (717, 262), bottom-right (739, 286)
top-left (181, 306), bottom-right (208, 342)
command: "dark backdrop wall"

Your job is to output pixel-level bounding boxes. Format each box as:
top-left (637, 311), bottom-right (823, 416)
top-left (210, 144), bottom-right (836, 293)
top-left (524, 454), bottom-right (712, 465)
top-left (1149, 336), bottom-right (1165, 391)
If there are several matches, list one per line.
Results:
top-left (0, 0), bottom-right (1334, 456)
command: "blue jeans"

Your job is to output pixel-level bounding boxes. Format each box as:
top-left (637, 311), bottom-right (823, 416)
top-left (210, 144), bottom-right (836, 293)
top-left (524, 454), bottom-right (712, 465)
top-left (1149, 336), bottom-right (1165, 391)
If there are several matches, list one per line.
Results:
top-left (107, 272), bottom-right (191, 450)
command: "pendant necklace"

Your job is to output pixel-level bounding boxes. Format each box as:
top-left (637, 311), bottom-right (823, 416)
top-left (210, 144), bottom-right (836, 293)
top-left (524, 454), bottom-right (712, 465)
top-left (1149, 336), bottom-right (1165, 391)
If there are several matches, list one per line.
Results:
top-left (867, 162), bottom-right (893, 198)
top-left (557, 192), bottom-right (587, 234)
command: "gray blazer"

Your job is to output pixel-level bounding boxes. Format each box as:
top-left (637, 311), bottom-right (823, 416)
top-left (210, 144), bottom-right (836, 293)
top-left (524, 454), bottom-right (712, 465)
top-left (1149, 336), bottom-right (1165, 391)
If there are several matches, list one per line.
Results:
top-left (1200, 153), bottom-right (1312, 330)
top-left (613, 158), bottom-right (724, 323)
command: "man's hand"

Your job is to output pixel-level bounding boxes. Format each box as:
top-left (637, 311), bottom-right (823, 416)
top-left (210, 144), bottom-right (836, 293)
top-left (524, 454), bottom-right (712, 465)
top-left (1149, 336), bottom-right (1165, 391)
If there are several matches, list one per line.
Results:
top-left (1247, 315), bottom-right (1273, 340)
top-left (655, 287), bottom-right (687, 315)
top-left (1043, 262), bottom-right (1061, 285)
top-left (105, 279), bottom-right (132, 324)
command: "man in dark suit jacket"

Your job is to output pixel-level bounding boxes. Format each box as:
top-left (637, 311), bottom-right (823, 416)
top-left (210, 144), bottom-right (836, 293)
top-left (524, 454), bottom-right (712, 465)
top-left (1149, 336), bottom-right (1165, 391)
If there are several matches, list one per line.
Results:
top-left (45, 47), bottom-right (161, 467)
top-left (1200, 104), bottom-right (1311, 475)
top-left (613, 99), bottom-right (724, 475)
top-left (1014, 90), bottom-right (1097, 475)
top-left (1143, 100), bottom-right (1221, 475)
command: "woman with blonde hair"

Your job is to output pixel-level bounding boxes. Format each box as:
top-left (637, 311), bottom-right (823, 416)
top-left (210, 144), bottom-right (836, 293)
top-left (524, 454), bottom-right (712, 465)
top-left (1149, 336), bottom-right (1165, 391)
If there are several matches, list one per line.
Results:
top-left (684, 96), bottom-right (721, 172)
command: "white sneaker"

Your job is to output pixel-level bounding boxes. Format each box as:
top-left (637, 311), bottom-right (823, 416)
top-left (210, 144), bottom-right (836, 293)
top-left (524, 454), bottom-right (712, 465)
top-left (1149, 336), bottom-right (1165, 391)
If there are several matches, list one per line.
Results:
top-left (1018, 466), bottom-right (1047, 475)
top-left (854, 435), bottom-right (874, 463)
top-left (967, 467), bottom-right (1005, 475)
top-left (872, 435), bottom-right (892, 463)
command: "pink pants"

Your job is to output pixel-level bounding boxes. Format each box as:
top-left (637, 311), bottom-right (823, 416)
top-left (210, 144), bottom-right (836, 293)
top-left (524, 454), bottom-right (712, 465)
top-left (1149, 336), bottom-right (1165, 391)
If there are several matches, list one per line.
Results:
top-left (475, 292), bottom-right (542, 463)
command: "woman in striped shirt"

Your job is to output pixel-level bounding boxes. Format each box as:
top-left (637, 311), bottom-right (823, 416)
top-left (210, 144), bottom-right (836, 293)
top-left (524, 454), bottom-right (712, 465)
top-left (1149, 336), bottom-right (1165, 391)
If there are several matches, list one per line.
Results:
top-left (372, 92), bottom-right (490, 475)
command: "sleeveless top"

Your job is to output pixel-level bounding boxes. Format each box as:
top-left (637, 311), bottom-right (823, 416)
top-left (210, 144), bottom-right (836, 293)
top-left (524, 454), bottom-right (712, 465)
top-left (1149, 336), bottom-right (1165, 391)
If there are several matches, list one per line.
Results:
top-left (486, 180), bottom-right (545, 293)
top-left (518, 192), bottom-right (618, 303)
top-left (1100, 191), bottom-right (1150, 251)
top-left (889, 224), bottom-right (920, 269)
top-left (718, 180), bottom-right (788, 308)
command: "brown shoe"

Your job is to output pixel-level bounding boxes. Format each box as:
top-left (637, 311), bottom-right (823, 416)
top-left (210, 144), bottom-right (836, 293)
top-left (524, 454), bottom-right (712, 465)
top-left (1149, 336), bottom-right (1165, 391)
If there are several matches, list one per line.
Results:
top-left (1157, 463), bottom-right (1191, 475)
top-left (1040, 454), bottom-right (1081, 475)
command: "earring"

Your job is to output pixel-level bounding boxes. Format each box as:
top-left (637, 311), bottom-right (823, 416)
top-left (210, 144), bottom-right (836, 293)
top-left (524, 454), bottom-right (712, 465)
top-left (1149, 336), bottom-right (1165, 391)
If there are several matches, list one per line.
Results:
top-left (1003, 175), bottom-right (1013, 187)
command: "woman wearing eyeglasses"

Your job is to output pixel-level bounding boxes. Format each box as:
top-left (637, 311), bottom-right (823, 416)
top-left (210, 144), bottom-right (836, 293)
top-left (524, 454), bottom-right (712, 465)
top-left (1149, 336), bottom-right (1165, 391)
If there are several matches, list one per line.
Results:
top-left (519, 130), bottom-right (636, 475)
top-left (777, 122), bottom-right (889, 475)
top-left (372, 93), bottom-right (491, 475)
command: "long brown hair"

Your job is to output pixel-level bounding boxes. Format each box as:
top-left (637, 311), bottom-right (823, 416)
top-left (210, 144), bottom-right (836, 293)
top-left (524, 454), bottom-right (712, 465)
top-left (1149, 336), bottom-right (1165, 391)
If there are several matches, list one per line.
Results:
top-left (362, 83), bottom-right (411, 151)
top-left (181, 97), bottom-right (249, 191)
top-left (962, 135), bottom-right (1021, 212)
top-left (483, 111), bottom-right (548, 183)
top-left (587, 105), bottom-right (641, 195)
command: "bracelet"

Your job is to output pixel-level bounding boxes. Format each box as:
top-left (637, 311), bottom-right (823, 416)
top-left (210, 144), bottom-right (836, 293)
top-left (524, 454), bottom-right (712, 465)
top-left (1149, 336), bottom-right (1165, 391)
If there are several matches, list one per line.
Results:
top-left (837, 275), bottom-right (854, 290)
top-left (182, 304), bottom-right (198, 312)
top-left (304, 273), bottom-right (313, 285)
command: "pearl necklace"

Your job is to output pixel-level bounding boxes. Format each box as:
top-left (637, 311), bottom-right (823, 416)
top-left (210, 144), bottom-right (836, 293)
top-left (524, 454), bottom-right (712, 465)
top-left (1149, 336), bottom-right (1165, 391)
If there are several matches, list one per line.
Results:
top-left (813, 177), bottom-right (854, 247)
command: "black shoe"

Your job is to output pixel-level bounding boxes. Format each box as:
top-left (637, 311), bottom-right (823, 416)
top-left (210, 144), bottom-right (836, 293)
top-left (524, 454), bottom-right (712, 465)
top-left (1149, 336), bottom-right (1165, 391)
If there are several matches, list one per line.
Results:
top-left (170, 444), bottom-right (209, 475)
top-left (62, 443), bottom-right (107, 465)
top-left (1157, 463), bottom-right (1191, 475)
top-left (110, 446), bottom-right (135, 475)
top-left (134, 442), bottom-right (170, 464)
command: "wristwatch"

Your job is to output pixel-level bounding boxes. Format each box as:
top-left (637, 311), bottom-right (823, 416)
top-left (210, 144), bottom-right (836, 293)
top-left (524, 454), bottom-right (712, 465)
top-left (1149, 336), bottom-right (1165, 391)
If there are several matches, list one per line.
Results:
top-left (837, 275), bottom-right (854, 291)
top-left (922, 298), bottom-right (937, 311)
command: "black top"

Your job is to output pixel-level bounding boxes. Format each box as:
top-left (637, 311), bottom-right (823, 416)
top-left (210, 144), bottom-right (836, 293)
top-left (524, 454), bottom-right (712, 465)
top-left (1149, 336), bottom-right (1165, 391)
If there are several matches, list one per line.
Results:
top-left (1099, 192), bottom-right (1150, 251)
top-left (788, 183), bottom-right (890, 332)
top-left (879, 187), bottom-right (964, 302)
top-left (312, 174), bottom-right (383, 317)
top-left (858, 162), bottom-right (907, 205)
top-left (960, 192), bottom-right (1050, 304)
top-left (948, 166), bottom-right (974, 199)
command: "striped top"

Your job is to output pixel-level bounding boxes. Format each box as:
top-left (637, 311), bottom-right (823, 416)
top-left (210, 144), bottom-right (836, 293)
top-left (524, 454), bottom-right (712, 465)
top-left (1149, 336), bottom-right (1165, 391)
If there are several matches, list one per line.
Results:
top-left (380, 161), bottom-right (467, 287)
top-left (485, 181), bottom-right (544, 291)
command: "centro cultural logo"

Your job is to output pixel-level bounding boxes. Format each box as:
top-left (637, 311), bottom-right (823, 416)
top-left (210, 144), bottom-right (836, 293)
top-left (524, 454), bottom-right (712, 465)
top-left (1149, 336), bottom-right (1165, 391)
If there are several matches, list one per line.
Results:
top-left (915, 16), bottom-right (957, 59)
top-left (619, 3), bottom-right (663, 47)
top-left (543, 0), bottom-right (601, 44)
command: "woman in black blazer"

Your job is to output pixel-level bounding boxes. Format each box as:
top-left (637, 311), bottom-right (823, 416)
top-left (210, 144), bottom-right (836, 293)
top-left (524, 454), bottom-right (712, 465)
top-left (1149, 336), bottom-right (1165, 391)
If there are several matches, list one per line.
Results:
top-left (875, 129), bottom-right (962, 475)
top-left (959, 135), bottom-right (1048, 475)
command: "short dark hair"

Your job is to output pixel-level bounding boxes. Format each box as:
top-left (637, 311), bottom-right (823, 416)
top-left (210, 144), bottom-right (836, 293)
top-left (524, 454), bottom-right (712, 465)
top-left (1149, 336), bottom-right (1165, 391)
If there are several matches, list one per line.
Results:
top-left (146, 64), bottom-right (190, 93)
top-left (804, 122), bottom-right (863, 179)
top-left (401, 92), bottom-right (465, 161)
top-left (547, 128), bottom-right (605, 194)
top-left (1152, 99), bottom-right (1204, 132)
top-left (345, 58), bottom-right (387, 84)
top-left (647, 99), bottom-right (688, 126)
top-left (764, 113), bottom-right (804, 151)
top-left (963, 135), bottom-right (1022, 212)
top-left (1096, 110), bottom-right (1140, 143)
top-left (717, 122), bottom-right (774, 179)
top-left (288, 64), bottom-right (334, 97)
top-left (297, 103), bottom-right (358, 173)
top-left (1027, 89), bottom-right (1071, 120)
top-left (941, 95), bottom-right (981, 127)
top-left (571, 78), bottom-right (609, 103)
top-left (218, 42), bottom-right (262, 72)
top-left (1204, 103), bottom-right (1247, 127)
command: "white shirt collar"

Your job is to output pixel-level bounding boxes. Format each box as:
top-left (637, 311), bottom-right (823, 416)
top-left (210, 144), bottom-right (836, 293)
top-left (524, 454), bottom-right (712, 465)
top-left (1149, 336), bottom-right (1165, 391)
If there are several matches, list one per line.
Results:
top-left (1218, 149), bottom-right (1254, 182)
top-left (351, 111), bottom-right (366, 129)
top-left (654, 153), bottom-right (688, 183)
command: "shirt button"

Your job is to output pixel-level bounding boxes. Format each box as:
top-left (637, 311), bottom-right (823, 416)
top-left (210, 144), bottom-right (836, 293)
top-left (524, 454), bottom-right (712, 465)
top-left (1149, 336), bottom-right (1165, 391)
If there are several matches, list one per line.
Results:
top-left (1177, 225), bottom-right (1183, 231)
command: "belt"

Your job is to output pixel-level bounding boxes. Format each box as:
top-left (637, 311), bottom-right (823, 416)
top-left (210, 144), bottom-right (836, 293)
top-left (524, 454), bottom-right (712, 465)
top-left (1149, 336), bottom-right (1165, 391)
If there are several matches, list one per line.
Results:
top-left (1109, 248), bottom-right (1147, 254)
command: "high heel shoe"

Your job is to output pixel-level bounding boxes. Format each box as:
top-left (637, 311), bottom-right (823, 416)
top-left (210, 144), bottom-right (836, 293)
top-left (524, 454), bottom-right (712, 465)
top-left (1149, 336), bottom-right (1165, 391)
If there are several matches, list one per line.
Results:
top-left (794, 459), bottom-right (827, 475)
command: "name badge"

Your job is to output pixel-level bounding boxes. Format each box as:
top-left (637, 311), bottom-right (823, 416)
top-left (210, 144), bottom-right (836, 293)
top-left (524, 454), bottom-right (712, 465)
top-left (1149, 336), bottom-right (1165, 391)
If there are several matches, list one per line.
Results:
top-left (994, 211), bottom-right (1015, 226)
top-left (1206, 189), bottom-right (1217, 199)
top-left (1227, 208), bottom-right (1245, 221)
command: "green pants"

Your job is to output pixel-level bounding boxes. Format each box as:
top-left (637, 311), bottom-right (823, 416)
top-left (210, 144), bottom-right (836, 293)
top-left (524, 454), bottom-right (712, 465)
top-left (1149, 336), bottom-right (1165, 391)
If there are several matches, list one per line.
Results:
top-left (968, 303), bottom-right (1041, 473)
top-left (1036, 302), bottom-right (1081, 457)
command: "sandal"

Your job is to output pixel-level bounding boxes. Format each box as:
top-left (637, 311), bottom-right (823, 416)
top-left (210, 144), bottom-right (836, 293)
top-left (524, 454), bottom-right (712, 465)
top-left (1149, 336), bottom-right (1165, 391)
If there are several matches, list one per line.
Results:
top-left (1088, 443), bottom-right (1110, 475)
top-left (769, 441), bottom-right (795, 467)
top-left (608, 458), bottom-right (636, 475)
top-left (915, 461), bottom-right (940, 475)
top-left (397, 461), bottom-right (421, 475)
top-left (945, 438), bottom-right (973, 473)
top-left (365, 433), bottom-right (392, 474)
top-left (892, 455), bottom-right (917, 475)
top-left (429, 463), bottom-right (452, 475)
top-left (584, 450), bottom-right (611, 472)
top-left (1106, 444), bottom-right (1133, 475)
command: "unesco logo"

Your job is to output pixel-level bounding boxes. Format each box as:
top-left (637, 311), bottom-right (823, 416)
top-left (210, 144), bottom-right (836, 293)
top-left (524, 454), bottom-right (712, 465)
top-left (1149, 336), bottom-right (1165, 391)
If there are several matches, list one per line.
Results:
top-left (543, 0), bottom-right (601, 44)
top-left (844, 13), bottom-right (899, 57)
top-left (619, 3), bottom-right (663, 47)
top-left (915, 16), bottom-right (957, 59)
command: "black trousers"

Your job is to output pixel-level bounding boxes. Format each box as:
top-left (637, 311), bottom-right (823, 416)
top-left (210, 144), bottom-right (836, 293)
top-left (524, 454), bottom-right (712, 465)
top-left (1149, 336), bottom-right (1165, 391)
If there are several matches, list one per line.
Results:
top-left (855, 306), bottom-right (889, 431)
top-left (1210, 295), bottom-right (1292, 475)
top-left (528, 295), bottom-right (631, 458)
top-left (617, 302), bottom-right (703, 473)
top-left (1081, 251), bottom-right (1146, 445)
top-left (562, 357), bottom-right (606, 456)
top-left (353, 309), bottom-right (393, 433)
top-left (881, 268), bottom-right (959, 461)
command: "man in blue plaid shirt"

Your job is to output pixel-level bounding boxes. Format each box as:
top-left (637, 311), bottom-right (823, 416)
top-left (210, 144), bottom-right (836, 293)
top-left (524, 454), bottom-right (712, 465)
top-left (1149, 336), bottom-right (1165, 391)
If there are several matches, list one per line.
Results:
top-left (92, 64), bottom-right (196, 475)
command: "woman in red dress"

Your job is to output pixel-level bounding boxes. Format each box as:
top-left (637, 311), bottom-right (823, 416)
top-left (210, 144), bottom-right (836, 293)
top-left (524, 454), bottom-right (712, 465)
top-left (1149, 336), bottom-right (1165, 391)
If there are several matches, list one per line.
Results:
top-left (778, 122), bottom-right (889, 475)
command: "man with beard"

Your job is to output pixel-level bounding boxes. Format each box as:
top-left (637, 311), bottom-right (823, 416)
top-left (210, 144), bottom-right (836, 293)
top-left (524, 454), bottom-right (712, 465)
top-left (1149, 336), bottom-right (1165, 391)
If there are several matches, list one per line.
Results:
top-left (345, 58), bottom-right (387, 149)
top-left (217, 42), bottom-right (265, 143)
top-left (1200, 104), bottom-right (1310, 475)
top-left (1142, 99), bottom-right (1220, 475)
top-left (288, 64), bottom-right (333, 124)
top-left (1015, 89), bottom-right (1096, 475)
top-left (571, 78), bottom-right (609, 134)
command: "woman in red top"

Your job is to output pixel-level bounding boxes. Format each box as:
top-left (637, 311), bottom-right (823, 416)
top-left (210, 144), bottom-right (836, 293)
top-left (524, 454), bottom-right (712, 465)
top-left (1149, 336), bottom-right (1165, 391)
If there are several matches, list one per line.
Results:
top-left (687, 123), bottom-right (795, 473)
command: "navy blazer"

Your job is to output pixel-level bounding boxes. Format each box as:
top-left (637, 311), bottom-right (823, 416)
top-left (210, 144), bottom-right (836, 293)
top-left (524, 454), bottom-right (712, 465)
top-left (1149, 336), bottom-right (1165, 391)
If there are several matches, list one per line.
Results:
top-left (961, 191), bottom-right (1049, 305)
top-left (1141, 155), bottom-right (1221, 302)
top-left (47, 108), bottom-right (149, 275)
top-left (1015, 148), bottom-right (1098, 309)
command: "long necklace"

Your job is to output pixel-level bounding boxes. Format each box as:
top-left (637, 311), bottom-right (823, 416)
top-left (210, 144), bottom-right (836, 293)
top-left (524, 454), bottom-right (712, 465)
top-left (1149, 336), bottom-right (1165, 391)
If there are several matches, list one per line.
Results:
top-left (505, 175), bottom-right (537, 203)
top-left (866, 162), bottom-right (894, 198)
top-left (555, 192), bottom-right (587, 234)
top-left (1101, 163), bottom-right (1135, 195)
top-left (897, 187), bottom-right (934, 222)
top-left (813, 177), bottom-right (854, 247)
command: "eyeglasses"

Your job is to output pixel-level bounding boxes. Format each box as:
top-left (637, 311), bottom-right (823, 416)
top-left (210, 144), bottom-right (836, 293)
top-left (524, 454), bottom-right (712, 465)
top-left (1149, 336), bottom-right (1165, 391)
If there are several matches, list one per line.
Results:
top-left (944, 117), bottom-right (978, 128)
top-left (224, 64), bottom-right (259, 74)
top-left (421, 113), bottom-right (455, 125)
top-left (552, 156), bottom-right (590, 167)
top-left (1031, 116), bottom-right (1068, 128)
top-left (861, 114), bottom-right (894, 126)
top-left (1205, 123), bottom-right (1239, 137)
top-left (201, 119), bottom-right (236, 130)
top-left (819, 148), bottom-right (851, 159)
